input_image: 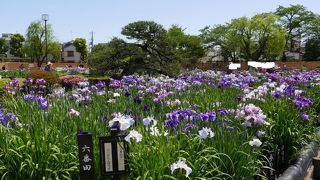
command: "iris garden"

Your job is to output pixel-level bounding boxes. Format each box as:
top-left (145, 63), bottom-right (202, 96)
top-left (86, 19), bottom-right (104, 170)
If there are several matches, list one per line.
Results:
top-left (0, 69), bottom-right (320, 179)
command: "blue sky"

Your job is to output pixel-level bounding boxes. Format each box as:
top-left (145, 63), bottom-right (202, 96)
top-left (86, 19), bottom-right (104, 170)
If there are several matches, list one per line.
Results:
top-left (1, 0), bottom-right (319, 44)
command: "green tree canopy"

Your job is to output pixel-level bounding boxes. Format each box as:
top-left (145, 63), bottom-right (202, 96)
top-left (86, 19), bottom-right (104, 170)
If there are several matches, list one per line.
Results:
top-left (90, 21), bottom-right (206, 77)
top-left (200, 13), bottom-right (287, 61)
top-left (25, 21), bottom-right (56, 66)
top-left (275, 4), bottom-right (316, 60)
top-left (303, 38), bottom-right (320, 60)
top-left (200, 24), bottom-right (242, 61)
top-left (9, 33), bottom-right (25, 57)
top-left (168, 25), bottom-right (204, 64)
top-left (121, 21), bottom-right (175, 64)
top-left (47, 41), bottom-right (61, 62)
top-left (73, 38), bottom-right (88, 63)
top-left (89, 38), bottom-right (143, 76)
top-left (0, 38), bottom-right (9, 56)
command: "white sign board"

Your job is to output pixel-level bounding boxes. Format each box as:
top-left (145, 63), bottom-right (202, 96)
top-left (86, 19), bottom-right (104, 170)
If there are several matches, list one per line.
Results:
top-left (228, 63), bottom-right (241, 70)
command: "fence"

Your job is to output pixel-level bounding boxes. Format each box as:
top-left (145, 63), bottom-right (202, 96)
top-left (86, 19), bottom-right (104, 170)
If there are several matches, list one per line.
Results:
top-left (0, 62), bottom-right (88, 70)
top-left (1, 61), bottom-right (320, 71)
top-left (185, 61), bottom-right (320, 71)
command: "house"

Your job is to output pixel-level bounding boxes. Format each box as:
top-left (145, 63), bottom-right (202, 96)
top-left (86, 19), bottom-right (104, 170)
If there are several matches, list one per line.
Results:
top-left (61, 41), bottom-right (81, 63)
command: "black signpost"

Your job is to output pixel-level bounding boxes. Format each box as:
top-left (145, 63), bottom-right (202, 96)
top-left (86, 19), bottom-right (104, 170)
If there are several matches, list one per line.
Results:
top-left (99, 128), bottom-right (129, 179)
top-left (77, 132), bottom-right (95, 180)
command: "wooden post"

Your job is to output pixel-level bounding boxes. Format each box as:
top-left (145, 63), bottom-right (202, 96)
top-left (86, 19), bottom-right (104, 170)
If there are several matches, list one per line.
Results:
top-left (77, 132), bottom-right (95, 180)
top-left (111, 128), bottom-right (121, 180)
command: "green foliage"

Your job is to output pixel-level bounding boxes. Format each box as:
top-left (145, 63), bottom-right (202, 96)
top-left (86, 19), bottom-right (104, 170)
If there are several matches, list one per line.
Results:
top-left (47, 41), bottom-right (62, 62)
top-left (168, 25), bottom-right (205, 64)
top-left (275, 4), bottom-right (316, 60)
top-left (200, 24), bottom-right (242, 61)
top-left (307, 16), bottom-right (320, 39)
top-left (24, 21), bottom-right (58, 66)
top-left (303, 38), bottom-right (320, 60)
top-left (200, 13), bottom-right (287, 61)
top-left (121, 21), bottom-right (176, 66)
top-left (0, 38), bottom-right (9, 55)
top-left (9, 33), bottom-right (25, 57)
top-left (90, 21), bottom-right (205, 77)
top-left (27, 70), bottom-right (59, 85)
top-left (89, 38), bottom-right (142, 77)
top-left (257, 96), bottom-right (316, 171)
top-left (0, 80), bottom-right (7, 102)
top-left (73, 38), bottom-right (88, 63)
top-left (0, 70), bottom-right (27, 78)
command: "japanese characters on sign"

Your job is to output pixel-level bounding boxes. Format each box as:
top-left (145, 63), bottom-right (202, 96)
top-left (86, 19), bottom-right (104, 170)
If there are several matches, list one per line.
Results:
top-left (99, 135), bottom-right (129, 176)
top-left (77, 133), bottom-right (95, 180)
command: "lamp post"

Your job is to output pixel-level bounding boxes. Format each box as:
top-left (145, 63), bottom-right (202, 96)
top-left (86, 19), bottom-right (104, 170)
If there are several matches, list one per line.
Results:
top-left (42, 14), bottom-right (49, 64)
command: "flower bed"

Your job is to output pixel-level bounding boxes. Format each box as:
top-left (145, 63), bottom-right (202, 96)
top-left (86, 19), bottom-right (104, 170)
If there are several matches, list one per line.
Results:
top-left (0, 69), bottom-right (319, 179)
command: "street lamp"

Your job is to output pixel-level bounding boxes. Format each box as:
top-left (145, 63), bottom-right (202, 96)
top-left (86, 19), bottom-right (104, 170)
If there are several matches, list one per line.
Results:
top-left (42, 14), bottom-right (49, 64)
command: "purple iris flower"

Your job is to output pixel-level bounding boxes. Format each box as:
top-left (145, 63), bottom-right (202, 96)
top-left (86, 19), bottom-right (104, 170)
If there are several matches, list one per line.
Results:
top-left (294, 96), bottom-right (313, 109)
top-left (272, 90), bottom-right (282, 99)
top-left (300, 112), bottom-right (309, 121)
top-left (102, 117), bottom-right (108, 123)
top-left (284, 86), bottom-right (295, 97)
top-left (217, 108), bottom-right (228, 115)
top-left (0, 104), bottom-right (17, 126)
top-left (23, 94), bottom-right (36, 102)
top-left (201, 112), bottom-right (216, 121)
top-left (143, 105), bottom-right (151, 111)
top-left (0, 104), bottom-right (5, 126)
top-left (36, 96), bottom-right (48, 110)
top-left (183, 123), bottom-right (194, 131)
top-left (95, 81), bottom-right (106, 89)
top-left (134, 96), bottom-right (143, 104)
top-left (124, 89), bottom-right (131, 96)
top-left (267, 74), bottom-right (278, 82)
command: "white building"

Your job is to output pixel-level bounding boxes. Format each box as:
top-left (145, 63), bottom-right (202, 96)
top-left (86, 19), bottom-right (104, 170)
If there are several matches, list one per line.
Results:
top-left (61, 41), bottom-right (81, 63)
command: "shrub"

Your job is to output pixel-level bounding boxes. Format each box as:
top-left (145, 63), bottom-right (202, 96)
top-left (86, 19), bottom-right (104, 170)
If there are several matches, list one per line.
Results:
top-left (27, 70), bottom-right (59, 86)
top-left (59, 75), bottom-right (85, 89)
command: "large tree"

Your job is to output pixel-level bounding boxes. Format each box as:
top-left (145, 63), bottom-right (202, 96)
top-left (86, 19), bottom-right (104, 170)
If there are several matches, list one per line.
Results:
top-left (90, 21), bottom-right (205, 77)
top-left (89, 38), bottom-right (143, 76)
top-left (0, 38), bottom-right (9, 56)
top-left (121, 21), bottom-right (176, 65)
top-left (303, 38), bottom-right (320, 60)
top-left (9, 33), bottom-right (25, 58)
top-left (275, 4), bottom-right (316, 60)
top-left (237, 13), bottom-right (287, 61)
top-left (303, 15), bottom-right (320, 60)
top-left (167, 25), bottom-right (204, 64)
top-left (73, 38), bottom-right (88, 63)
top-left (25, 21), bottom-right (59, 67)
top-left (200, 24), bottom-right (242, 62)
top-left (200, 13), bottom-right (287, 61)
top-left (47, 42), bottom-right (62, 62)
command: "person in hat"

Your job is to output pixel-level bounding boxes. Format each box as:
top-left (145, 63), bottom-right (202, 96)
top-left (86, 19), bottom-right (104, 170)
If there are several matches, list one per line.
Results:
top-left (44, 62), bottom-right (52, 72)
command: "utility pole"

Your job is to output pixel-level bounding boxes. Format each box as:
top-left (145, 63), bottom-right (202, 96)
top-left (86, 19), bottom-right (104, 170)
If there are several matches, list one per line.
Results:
top-left (90, 31), bottom-right (94, 53)
top-left (42, 14), bottom-right (49, 64)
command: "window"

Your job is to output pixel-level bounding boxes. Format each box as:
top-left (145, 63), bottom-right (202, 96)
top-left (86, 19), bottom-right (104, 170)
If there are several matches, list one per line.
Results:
top-left (67, 51), bottom-right (74, 57)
